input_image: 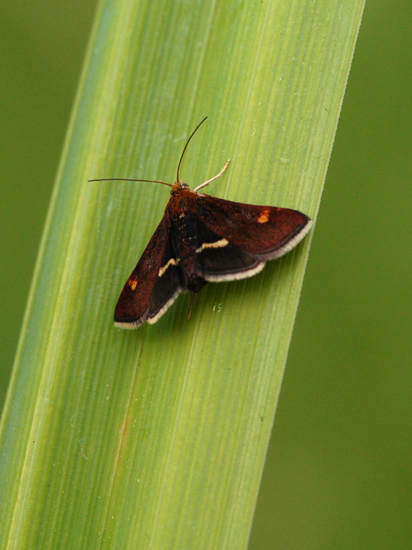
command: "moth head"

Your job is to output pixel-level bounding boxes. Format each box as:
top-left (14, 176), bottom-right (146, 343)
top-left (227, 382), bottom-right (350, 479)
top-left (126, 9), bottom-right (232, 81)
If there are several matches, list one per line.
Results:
top-left (171, 181), bottom-right (191, 194)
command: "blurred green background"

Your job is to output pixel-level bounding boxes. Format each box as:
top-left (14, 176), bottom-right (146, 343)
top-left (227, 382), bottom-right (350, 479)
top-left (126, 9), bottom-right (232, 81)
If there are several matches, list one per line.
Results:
top-left (1, 0), bottom-right (411, 548)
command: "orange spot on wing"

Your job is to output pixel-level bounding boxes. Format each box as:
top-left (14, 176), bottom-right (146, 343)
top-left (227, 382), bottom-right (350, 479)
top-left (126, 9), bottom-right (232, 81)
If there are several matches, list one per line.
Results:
top-left (128, 279), bottom-right (138, 291)
top-left (258, 209), bottom-right (270, 223)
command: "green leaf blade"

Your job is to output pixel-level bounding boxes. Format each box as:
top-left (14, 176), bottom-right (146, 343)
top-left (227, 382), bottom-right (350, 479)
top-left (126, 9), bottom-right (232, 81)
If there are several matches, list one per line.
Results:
top-left (0, 0), bottom-right (365, 548)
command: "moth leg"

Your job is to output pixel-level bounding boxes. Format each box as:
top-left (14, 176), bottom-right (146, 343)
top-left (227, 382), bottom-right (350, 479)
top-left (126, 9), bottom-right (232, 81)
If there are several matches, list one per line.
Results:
top-left (194, 159), bottom-right (230, 192)
top-left (187, 291), bottom-right (195, 321)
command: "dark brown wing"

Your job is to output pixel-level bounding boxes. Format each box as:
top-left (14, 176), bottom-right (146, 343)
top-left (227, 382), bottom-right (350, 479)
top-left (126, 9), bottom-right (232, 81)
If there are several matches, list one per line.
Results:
top-left (195, 194), bottom-right (312, 259)
top-left (193, 194), bottom-right (312, 282)
top-left (114, 213), bottom-right (184, 328)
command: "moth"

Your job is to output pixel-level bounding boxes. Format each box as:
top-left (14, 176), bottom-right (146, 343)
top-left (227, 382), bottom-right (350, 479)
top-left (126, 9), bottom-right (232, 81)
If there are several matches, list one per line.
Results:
top-left (90, 118), bottom-right (312, 328)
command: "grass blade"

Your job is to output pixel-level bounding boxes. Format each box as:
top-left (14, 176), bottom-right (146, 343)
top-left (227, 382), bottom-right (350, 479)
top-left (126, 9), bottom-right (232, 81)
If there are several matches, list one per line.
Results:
top-left (0, 0), bottom-right (365, 548)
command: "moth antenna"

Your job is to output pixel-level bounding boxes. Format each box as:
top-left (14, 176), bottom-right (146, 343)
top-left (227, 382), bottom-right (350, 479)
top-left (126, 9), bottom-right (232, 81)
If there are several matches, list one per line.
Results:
top-left (187, 291), bottom-right (195, 321)
top-left (88, 178), bottom-right (172, 188)
top-left (176, 116), bottom-right (208, 182)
